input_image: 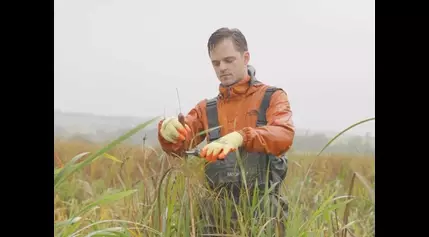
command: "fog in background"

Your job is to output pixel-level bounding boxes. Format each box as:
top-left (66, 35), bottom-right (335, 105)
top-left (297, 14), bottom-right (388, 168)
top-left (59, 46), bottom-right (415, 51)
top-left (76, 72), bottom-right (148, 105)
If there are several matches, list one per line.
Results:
top-left (54, 0), bottom-right (375, 136)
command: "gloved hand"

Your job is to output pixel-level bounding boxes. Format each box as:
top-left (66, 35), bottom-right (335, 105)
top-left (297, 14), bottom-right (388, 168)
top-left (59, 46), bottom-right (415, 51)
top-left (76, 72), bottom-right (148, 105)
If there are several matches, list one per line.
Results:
top-left (200, 131), bottom-right (244, 162)
top-left (160, 116), bottom-right (191, 143)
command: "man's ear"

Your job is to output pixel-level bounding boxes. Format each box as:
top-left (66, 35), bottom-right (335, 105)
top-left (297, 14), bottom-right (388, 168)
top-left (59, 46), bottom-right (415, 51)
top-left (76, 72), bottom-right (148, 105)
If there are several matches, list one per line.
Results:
top-left (243, 51), bottom-right (250, 65)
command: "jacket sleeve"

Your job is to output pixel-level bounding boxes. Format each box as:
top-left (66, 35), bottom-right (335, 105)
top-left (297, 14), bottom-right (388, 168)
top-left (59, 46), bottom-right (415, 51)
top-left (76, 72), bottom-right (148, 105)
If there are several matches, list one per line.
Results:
top-left (238, 89), bottom-right (295, 156)
top-left (157, 100), bottom-right (207, 156)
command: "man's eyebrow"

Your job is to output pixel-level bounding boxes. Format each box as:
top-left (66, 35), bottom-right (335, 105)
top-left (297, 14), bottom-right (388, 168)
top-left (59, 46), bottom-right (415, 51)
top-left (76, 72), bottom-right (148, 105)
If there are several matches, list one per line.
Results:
top-left (211, 56), bottom-right (236, 63)
top-left (224, 56), bottom-right (236, 60)
top-left (214, 56), bottom-right (236, 61)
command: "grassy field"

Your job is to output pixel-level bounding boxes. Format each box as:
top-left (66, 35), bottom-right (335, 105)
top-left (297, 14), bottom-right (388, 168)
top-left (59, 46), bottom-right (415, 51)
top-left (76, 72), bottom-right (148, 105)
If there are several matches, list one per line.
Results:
top-left (54, 119), bottom-right (375, 237)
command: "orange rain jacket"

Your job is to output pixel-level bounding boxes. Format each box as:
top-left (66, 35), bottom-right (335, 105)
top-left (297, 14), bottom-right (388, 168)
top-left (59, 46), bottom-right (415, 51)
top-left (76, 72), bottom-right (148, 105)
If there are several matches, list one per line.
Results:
top-left (157, 69), bottom-right (295, 157)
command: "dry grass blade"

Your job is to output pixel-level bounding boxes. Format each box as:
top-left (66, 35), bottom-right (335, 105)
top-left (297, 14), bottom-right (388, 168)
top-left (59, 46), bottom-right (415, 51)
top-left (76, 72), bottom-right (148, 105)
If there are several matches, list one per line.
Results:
top-left (346, 230), bottom-right (358, 237)
top-left (342, 173), bottom-right (356, 237)
top-left (256, 217), bottom-right (276, 237)
top-left (186, 178), bottom-right (196, 237)
top-left (331, 204), bottom-right (340, 237)
top-left (81, 227), bottom-right (125, 237)
top-left (55, 151), bottom-right (64, 168)
top-left (70, 220), bottom-right (161, 236)
top-left (339, 220), bottom-right (358, 232)
top-left (354, 172), bottom-right (375, 203)
top-left (156, 167), bottom-right (175, 231)
top-left (201, 234), bottom-right (244, 237)
top-left (102, 153), bottom-right (123, 163)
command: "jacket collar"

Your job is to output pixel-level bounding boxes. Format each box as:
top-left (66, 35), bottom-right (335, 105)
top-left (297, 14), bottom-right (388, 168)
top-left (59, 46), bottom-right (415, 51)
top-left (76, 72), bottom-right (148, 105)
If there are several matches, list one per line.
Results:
top-left (218, 65), bottom-right (261, 100)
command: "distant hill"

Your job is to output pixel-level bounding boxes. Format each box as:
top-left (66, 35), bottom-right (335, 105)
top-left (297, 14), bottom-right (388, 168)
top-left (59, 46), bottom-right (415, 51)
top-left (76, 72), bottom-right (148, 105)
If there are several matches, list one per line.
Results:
top-left (54, 109), bottom-right (158, 130)
top-left (54, 110), bottom-right (374, 154)
top-left (54, 110), bottom-right (161, 146)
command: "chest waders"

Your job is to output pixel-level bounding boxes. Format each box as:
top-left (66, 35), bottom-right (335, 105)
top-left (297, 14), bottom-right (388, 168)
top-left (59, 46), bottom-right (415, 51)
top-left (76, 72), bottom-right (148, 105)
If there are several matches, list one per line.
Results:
top-left (204, 86), bottom-right (289, 198)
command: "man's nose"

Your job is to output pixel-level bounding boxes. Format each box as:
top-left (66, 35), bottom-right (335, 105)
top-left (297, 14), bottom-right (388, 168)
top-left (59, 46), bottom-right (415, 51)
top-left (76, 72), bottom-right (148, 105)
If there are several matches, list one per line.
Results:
top-left (219, 61), bottom-right (227, 71)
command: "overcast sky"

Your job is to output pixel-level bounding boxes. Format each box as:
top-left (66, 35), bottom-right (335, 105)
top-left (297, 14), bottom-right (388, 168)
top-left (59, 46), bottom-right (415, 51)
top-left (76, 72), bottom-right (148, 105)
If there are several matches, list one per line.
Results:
top-left (54, 0), bottom-right (375, 135)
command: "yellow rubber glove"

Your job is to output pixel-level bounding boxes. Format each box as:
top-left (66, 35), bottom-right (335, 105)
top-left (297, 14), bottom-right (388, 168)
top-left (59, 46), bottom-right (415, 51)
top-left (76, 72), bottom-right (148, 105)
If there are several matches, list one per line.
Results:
top-left (160, 117), bottom-right (191, 143)
top-left (200, 131), bottom-right (244, 162)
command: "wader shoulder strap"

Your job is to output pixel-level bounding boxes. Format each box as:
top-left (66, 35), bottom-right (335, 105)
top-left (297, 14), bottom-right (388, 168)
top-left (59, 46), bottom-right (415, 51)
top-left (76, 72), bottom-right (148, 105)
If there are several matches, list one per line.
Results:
top-left (206, 97), bottom-right (220, 142)
top-left (257, 86), bottom-right (287, 192)
top-left (256, 87), bottom-right (284, 127)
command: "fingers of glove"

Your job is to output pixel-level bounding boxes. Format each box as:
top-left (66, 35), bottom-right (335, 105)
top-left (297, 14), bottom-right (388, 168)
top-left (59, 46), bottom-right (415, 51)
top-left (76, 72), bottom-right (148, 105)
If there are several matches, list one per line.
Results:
top-left (200, 146), bottom-right (207, 157)
top-left (169, 119), bottom-right (188, 140)
top-left (209, 146), bottom-right (223, 160)
top-left (161, 117), bottom-right (174, 130)
top-left (204, 152), bottom-right (214, 162)
top-left (160, 124), bottom-right (176, 143)
top-left (200, 145), bottom-right (214, 161)
top-left (169, 118), bottom-right (185, 132)
top-left (161, 124), bottom-right (184, 143)
top-left (163, 124), bottom-right (181, 142)
top-left (162, 133), bottom-right (177, 143)
top-left (207, 155), bottom-right (217, 163)
top-left (203, 145), bottom-right (215, 159)
top-left (163, 119), bottom-right (187, 142)
top-left (217, 149), bottom-right (228, 159)
top-left (218, 147), bottom-right (236, 159)
top-left (179, 124), bottom-right (191, 140)
top-left (162, 117), bottom-right (185, 131)
top-left (185, 124), bottom-right (191, 137)
top-left (201, 143), bottom-right (224, 161)
top-left (206, 150), bottom-right (219, 162)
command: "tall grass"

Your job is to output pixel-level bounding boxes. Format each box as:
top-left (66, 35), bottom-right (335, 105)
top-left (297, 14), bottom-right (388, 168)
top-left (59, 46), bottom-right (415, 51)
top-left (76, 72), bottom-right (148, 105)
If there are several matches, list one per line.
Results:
top-left (54, 117), bottom-right (375, 237)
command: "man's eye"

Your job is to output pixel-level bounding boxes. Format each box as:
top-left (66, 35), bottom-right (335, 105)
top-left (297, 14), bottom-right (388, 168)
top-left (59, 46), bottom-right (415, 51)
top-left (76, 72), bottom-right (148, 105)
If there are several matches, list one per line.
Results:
top-left (225, 58), bottom-right (234, 63)
top-left (212, 62), bottom-right (220, 66)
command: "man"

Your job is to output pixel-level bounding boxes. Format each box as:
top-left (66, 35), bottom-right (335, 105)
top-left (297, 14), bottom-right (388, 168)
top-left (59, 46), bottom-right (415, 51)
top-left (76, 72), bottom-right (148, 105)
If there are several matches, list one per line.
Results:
top-left (157, 27), bottom-right (295, 236)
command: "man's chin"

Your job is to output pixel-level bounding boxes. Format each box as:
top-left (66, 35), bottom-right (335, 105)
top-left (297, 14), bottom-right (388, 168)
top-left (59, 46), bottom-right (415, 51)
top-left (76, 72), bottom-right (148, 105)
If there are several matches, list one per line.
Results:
top-left (220, 78), bottom-right (237, 87)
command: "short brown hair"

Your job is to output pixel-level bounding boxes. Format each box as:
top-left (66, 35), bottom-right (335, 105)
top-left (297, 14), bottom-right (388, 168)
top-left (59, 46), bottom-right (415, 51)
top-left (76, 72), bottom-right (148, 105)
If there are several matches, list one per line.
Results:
top-left (207, 27), bottom-right (248, 55)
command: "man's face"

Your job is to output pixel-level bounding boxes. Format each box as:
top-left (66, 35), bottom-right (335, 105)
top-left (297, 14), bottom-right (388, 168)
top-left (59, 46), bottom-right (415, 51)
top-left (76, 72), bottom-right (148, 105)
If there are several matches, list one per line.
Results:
top-left (209, 38), bottom-right (250, 86)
